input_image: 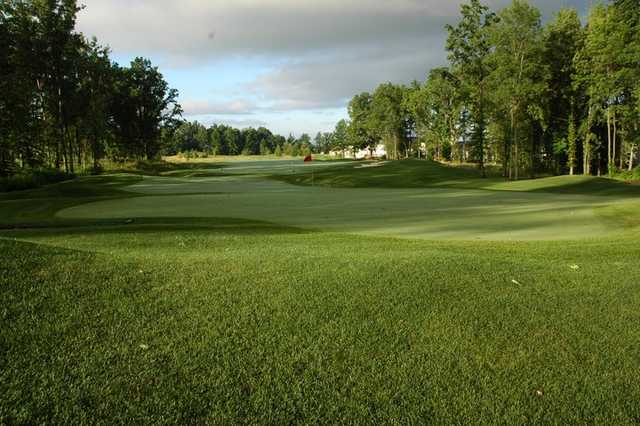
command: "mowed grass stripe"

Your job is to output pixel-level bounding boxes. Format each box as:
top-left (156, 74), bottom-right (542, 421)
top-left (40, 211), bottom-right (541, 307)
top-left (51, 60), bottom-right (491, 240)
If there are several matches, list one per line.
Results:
top-left (57, 184), bottom-right (633, 240)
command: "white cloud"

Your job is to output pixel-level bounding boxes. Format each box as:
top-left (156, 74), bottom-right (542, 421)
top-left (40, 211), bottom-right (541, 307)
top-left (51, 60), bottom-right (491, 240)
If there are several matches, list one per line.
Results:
top-left (248, 44), bottom-right (447, 111)
top-left (181, 99), bottom-right (257, 115)
top-left (187, 116), bottom-right (268, 129)
top-left (76, 0), bottom-right (458, 57)
top-left (76, 0), bottom-right (588, 59)
top-left (76, 0), bottom-right (590, 129)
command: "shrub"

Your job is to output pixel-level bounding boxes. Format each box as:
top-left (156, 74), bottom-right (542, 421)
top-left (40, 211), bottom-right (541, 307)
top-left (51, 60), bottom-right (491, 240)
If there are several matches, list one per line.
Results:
top-left (0, 169), bottom-right (74, 192)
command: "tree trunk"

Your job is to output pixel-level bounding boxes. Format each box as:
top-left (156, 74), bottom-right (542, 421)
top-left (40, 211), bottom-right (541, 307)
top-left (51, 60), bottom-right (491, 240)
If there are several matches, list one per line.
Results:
top-left (513, 140), bottom-right (520, 180)
top-left (513, 116), bottom-right (519, 181)
top-left (503, 133), bottom-right (509, 179)
top-left (55, 140), bottom-right (61, 170)
top-left (630, 146), bottom-right (635, 172)
top-left (584, 107), bottom-right (592, 176)
top-left (394, 134), bottom-right (398, 160)
top-left (509, 109), bottom-right (515, 180)
top-left (61, 125), bottom-right (69, 174)
top-left (530, 124), bottom-right (536, 179)
top-left (607, 106), bottom-right (612, 176)
top-left (618, 123), bottom-right (624, 170)
top-left (75, 127), bottom-right (82, 171)
top-left (64, 125), bottom-right (74, 174)
top-left (613, 113), bottom-right (618, 171)
top-left (478, 82), bottom-right (486, 178)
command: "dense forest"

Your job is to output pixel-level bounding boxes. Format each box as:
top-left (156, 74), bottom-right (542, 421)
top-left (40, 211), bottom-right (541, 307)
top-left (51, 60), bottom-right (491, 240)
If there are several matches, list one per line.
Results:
top-left (0, 0), bottom-right (186, 178)
top-left (2, 0), bottom-right (639, 183)
top-left (329, 0), bottom-right (640, 178)
top-left (165, 121), bottom-right (313, 158)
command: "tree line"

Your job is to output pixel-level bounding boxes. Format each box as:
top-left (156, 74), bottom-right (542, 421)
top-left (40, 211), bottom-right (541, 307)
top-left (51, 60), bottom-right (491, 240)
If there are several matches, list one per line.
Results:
top-left (165, 121), bottom-right (314, 158)
top-left (3, 0), bottom-right (639, 180)
top-left (1, 0), bottom-right (182, 177)
top-left (331, 0), bottom-right (639, 178)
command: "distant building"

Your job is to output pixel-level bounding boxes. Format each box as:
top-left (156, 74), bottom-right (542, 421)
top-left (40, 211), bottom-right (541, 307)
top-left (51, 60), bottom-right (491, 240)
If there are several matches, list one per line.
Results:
top-left (329, 144), bottom-right (387, 160)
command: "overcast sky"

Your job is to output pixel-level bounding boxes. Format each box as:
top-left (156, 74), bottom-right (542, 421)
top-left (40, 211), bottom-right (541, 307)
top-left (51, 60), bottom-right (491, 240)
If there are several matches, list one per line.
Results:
top-left (76, 0), bottom-right (589, 137)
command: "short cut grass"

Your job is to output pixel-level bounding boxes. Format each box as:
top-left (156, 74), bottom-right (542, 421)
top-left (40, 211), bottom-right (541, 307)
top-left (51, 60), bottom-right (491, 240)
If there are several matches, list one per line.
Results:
top-left (2, 159), bottom-right (640, 423)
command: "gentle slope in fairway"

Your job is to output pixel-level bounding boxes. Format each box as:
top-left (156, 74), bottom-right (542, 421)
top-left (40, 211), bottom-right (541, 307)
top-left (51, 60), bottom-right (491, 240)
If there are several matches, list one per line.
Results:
top-left (1, 159), bottom-right (640, 423)
top-left (277, 159), bottom-right (640, 195)
top-left (54, 160), bottom-right (640, 241)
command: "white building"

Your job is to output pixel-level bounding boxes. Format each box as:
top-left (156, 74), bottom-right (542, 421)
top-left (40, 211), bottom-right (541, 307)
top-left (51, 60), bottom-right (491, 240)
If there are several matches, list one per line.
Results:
top-left (329, 144), bottom-right (387, 160)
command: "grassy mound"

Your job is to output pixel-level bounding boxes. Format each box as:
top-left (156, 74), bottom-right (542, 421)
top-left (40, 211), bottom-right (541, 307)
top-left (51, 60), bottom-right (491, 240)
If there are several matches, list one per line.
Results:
top-left (0, 174), bottom-right (142, 228)
top-left (276, 159), bottom-right (640, 196)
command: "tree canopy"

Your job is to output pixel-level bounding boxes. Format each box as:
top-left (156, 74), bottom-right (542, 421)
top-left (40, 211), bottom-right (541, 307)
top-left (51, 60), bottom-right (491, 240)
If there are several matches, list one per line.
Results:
top-left (335, 0), bottom-right (640, 177)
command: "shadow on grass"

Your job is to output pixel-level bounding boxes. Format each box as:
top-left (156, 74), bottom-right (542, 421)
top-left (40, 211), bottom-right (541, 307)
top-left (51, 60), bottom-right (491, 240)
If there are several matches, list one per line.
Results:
top-left (104, 159), bottom-right (228, 176)
top-left (524, 176), bottom-right (640, 197)
top-left (0, 217), bottom-right (313, 238)
top-left (1, 160), bottom-right (231, 197)
top-left (0, 174), bottom-right (143, 201)
top-left (273, 160), bottom-right (503, 189)
top-left (275, 159), bottom-right (640, 197)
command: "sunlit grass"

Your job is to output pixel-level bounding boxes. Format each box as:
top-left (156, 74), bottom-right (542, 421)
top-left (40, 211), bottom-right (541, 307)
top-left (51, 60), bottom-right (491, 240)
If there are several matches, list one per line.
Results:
top-left (277, 159), bottom-right (640, 197)
top-left (2, 159), bottom-right (640, 423)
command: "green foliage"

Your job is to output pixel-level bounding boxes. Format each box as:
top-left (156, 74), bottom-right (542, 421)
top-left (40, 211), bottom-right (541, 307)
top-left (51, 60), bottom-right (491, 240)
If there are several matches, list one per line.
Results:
top-left (574, 1), bottom-right (640, 175)
top-left (313, 132), bottom-right (333, 154)
top-left (407, 68), bottom-right (462, 161)
top-left (445, 0), bottom-right (497, 173)
top-left (370, 83), bottom-right (413, 159)
top-left (1, 1), bottom-right (181, 175)
top-left (332, 0), bottom-right (639, 179)
top-left (0, 169), bottom-right (73, 192)
top-left (347, 92), bottom-right (377, 153)
top-left (172, 125), bottom-right (304, 158)
top-left (330, 119), bottom-right (350, 154)
top-left (488, 0), bottom-right (548, 180)
top-left (544, 8), bottom-right (584, 174)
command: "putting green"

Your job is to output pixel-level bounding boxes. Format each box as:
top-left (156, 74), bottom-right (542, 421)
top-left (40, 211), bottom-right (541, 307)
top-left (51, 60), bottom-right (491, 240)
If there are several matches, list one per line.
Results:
top-left (57, 166), bottom-right (638, 240)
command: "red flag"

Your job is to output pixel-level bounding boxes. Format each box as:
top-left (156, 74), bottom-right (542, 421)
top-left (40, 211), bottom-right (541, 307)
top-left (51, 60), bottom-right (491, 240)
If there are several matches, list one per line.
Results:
top-left (303, 155), bottom-right (313, 162)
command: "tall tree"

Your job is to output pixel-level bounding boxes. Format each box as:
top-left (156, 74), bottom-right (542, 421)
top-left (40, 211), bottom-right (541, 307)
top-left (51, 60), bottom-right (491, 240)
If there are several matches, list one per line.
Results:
top-left (407, 68), bottom-right (463, 161)
top-left (575, 4), bottom-right (627, 176)
top-left (488, 0), bottom-right (548, 180)
top-left (348, 92), bottom-right (378, 156)
top-left (543, 8), bottom-right (584, 174)
top-left (446, 0), bottom-right (497, 176)
top-left (112, 58), bottom-right (182, 159)
top-left (370, 83), bottom-right (409, 160)
top-left (612, 0), bottom-right (640, 171)
top-left (224, 127), bottom-right (242, 156)
top-left (78, 38), bottom-right (116, 171)
top-left (331, 119), bottom-right (350, 156)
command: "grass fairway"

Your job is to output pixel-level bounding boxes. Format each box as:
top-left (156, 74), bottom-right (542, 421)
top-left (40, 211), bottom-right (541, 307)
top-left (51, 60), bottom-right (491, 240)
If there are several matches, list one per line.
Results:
top-left (2, 159), bottom-right (640, 423)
